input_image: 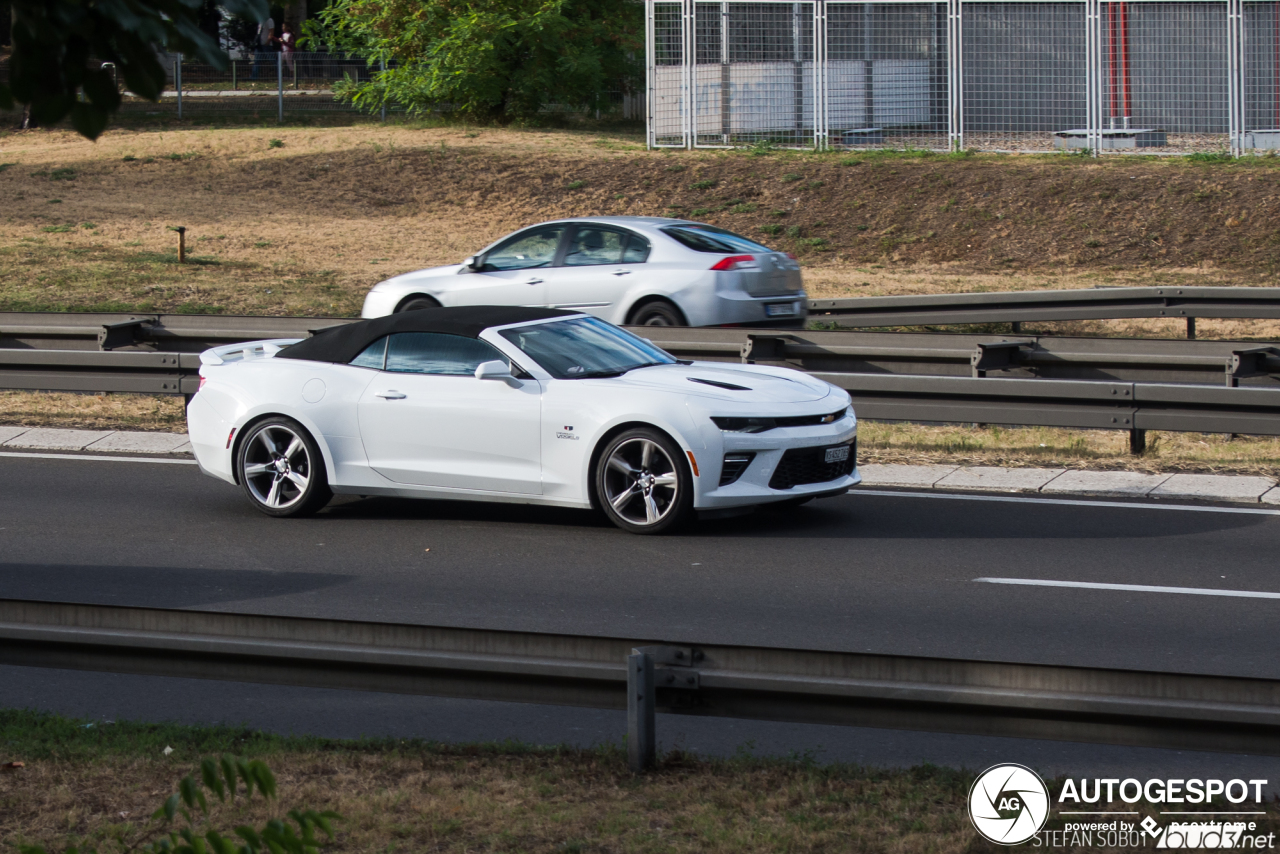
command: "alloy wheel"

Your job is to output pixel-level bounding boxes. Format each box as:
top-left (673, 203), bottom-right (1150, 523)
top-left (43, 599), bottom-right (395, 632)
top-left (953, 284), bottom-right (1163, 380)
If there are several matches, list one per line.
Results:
top-left (241, 424), bottom-right (313, 510)
top-left (602, 437), bottom-right (680, 526)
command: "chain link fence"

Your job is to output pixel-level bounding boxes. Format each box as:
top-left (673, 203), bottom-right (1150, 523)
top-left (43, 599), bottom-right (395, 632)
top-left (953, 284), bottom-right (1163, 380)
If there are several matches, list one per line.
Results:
top-left (648, 0), bottom-right (1277, 155)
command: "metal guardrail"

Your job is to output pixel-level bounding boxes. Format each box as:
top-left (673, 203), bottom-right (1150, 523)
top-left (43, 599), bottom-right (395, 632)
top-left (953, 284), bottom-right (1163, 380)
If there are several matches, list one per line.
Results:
top-left (807, 287), bottom-right (1280, 337)
top-left (3, 313), bottom-right (1280, 451)
top-left (4, 598), bottom-right (1280, 771)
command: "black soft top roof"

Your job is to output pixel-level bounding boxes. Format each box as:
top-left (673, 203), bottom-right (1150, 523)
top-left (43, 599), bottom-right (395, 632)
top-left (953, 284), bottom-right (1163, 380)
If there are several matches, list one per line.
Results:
top-left (276, 306), bottom-right (579, 364)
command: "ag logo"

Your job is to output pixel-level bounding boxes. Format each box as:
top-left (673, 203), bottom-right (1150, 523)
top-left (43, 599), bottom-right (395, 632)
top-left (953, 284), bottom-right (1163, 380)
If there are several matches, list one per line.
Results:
top-left (968, 764), bottom-right (1050, 845)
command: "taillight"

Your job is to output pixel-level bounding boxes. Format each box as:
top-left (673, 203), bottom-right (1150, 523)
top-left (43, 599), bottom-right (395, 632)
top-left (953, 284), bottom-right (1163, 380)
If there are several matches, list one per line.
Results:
top-left (786, 252), bottom-right (798, 261)
top-left (710, 254), bottom-right (759, 272)
top-left (198, 376), bottom-right (207, 391)
top-left (226, 427), bottom-right (236, 449)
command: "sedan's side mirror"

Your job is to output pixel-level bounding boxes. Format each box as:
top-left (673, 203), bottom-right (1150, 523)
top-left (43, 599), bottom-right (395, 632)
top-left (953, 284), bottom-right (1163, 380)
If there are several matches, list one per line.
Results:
top-left (475, 359), bottom-right (519, 386)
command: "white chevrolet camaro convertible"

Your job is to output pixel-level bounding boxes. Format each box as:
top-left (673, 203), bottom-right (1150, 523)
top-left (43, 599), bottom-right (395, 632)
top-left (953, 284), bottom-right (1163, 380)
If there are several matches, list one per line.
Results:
top-left (187, 306), bottom-right (859, 534)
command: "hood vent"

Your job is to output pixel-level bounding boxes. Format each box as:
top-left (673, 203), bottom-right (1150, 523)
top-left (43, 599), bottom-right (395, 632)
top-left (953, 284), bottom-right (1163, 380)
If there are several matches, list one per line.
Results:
top-left (688, 377), bottom-right (752, 391)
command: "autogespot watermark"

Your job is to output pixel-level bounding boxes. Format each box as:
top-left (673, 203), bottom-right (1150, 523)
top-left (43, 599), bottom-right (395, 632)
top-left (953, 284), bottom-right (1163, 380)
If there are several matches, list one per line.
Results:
top-left (967, 766), bottom-right (1276, 848)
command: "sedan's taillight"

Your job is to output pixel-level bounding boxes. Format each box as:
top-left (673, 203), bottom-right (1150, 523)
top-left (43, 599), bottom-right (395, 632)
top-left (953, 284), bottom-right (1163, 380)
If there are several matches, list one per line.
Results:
top-left (786, 252), bottom-right (798, 261)
top-left (710, 254), bottom-right (759, 272)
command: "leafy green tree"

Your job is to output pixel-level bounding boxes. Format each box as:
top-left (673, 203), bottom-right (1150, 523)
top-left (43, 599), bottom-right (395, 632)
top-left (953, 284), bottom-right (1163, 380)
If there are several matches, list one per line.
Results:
top-left (1, 0), bottom-right (267, 139)
top-left (306, 0), bottom-right (642, 121)
top-left (19, 756), bottom-right (340, 854)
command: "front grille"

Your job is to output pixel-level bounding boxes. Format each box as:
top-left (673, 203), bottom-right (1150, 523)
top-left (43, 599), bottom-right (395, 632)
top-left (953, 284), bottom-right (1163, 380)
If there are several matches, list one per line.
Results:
top-left (774, 409), bottom-right (848, 429)
top-left (719, 452), bottom-right (756, 486)
top-left (768, 440), bottom-right (856, 490)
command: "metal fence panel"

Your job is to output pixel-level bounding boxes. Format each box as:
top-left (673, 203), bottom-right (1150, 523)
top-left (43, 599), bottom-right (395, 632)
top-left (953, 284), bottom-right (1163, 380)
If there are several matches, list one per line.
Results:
top-left (649, 0), bottom-right (1254, 156)
top-left (963, 2), bottom-right (1087, 151)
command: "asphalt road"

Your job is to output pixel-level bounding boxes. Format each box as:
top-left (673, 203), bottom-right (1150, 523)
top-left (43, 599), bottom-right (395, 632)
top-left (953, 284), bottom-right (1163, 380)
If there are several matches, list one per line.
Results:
top-left (3, 453), bottom-right (1279, 776)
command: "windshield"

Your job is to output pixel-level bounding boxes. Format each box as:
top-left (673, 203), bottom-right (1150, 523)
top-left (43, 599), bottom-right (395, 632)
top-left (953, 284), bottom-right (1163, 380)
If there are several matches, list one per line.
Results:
top-left (499, 316), bottom-right (677, 379)
top-left (662, 223), bottom-right (774, 254)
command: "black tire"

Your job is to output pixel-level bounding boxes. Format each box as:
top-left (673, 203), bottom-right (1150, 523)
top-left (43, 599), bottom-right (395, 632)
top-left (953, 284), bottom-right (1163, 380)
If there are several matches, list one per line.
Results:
top-left (396, 295), bottom-right (442, 313)
top-left (628, 300), bottom-right (685, 327)
top-left (594, 428), bottom-right (694, 534)
top-left (236, 417), bottom-right (332, 518)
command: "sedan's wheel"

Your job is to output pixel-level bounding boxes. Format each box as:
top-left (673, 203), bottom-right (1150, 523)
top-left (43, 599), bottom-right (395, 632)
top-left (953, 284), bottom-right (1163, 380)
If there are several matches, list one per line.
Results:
top-left (596, 428), bottom-right (693, 534)
top-left (237, 418), bottom-right (332, 517)
top-left (396, 295), bottom-right (441, 313)
top-left (629, 301), bottom-right (685, 327)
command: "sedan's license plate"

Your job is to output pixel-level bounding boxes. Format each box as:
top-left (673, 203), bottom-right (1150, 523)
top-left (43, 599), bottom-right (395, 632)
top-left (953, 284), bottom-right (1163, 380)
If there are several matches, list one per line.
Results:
top-left (765, 302), bottom-right (795, 317)
top-left (824, 445), bottom-right (850, 464)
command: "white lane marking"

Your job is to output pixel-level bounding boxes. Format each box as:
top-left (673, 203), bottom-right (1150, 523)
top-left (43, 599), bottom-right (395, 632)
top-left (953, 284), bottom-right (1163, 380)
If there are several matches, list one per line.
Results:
top-left (850, 488), bottom-right (1280, 516)
top-left (975, 577), bottom-right (1280, 600)
top-left (0, 451), bottom-right (198, 466)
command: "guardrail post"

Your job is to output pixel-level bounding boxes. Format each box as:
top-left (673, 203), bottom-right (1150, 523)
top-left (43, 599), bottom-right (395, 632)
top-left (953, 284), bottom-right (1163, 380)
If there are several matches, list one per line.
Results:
top-left (1187, 317), bottom-right (1196, 340)
top-left (1129, 428), bottom-right (1147, 455)
top-left (175, 54), bottom-right (183, 120)
top-left (277, 52), bottom-right (284, 123)
top-left (627, 649), bottom-right (656, 773)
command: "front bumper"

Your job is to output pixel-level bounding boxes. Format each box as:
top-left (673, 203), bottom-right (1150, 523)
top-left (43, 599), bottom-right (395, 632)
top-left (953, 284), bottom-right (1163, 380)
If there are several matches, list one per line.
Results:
top-left (694, 419), bottom-right (860, 509)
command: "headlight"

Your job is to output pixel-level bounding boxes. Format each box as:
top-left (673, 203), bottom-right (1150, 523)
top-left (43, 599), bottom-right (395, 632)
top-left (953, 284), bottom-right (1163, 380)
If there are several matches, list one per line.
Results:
top-left (712, 416), bottom-right (777, 433)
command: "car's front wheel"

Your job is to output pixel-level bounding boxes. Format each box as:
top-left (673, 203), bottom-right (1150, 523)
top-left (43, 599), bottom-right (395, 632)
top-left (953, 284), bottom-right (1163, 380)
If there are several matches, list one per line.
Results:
top-left (595, 428), bottom-right (694, 534)
top-left (237, 417), bottom-right (332, 517)
top-left (396, 295), bottom-right (442, 313)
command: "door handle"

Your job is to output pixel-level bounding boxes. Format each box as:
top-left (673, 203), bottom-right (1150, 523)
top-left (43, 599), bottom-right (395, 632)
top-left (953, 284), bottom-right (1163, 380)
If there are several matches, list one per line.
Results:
top-left (525, 277), bottom-right (544, 285)
top-left (612, 270), bottom-right (632, 276)
top-left (376, 390), bottom-right (406, 399)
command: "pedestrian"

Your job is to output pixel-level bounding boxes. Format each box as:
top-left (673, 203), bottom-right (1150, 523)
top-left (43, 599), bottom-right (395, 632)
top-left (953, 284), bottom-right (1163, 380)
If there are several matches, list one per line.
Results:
top-left (250, 15), bottom-right (275, 80)
top-left (279, 23), bottom-right (296, 77)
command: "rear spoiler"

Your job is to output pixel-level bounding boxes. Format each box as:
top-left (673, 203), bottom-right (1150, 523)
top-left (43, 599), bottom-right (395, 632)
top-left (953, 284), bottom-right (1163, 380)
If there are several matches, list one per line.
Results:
top-left (199, 339), bottom-right (303, 367)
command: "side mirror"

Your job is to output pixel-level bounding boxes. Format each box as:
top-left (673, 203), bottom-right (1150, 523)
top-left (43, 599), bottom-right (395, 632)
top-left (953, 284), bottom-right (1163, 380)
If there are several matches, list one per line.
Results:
top-left (475, 359), bottom-right (519, 386)
top-left (462, 256), bottom-right (480, 272)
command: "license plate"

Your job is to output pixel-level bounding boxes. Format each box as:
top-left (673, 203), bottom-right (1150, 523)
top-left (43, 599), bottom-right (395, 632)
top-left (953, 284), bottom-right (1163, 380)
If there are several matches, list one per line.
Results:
top-left (766, 302), bottom-right (796, 317)
top-left (824, 445), bottom-right (850, 464)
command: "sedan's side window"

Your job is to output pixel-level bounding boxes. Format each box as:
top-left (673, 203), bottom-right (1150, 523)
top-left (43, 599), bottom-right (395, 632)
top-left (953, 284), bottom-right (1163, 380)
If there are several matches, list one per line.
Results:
top-left (349, 336), bottom-right (388, 369)
top-left (622, 232), bottom-right (651, 263)
top-left (384, 332), bottom-right (507, 376)
top-left (481, 226), bottom-right (565, 271)
top-left (563, 228), bottom-right (625, 267)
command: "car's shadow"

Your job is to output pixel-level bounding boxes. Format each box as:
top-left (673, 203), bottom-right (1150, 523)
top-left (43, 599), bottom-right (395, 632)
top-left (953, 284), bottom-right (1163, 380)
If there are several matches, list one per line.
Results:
top-left (313, 492), bottom-right (1266, 541)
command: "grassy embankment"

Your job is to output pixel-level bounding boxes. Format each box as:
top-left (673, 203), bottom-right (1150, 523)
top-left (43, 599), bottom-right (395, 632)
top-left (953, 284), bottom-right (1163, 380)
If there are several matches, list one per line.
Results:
top-left (2, 123), bottom-right (1280, 474)
top-left (6, 708), bottom-right (1257, 854)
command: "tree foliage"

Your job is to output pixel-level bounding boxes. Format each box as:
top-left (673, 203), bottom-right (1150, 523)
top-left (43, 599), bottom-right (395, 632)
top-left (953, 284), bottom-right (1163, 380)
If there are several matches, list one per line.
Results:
top-left (18, 756), bottom-right (340, 854)
top-left (1, 0), bottom-right (267, 139)
top-left (306, 0), bottom-right (642, 121)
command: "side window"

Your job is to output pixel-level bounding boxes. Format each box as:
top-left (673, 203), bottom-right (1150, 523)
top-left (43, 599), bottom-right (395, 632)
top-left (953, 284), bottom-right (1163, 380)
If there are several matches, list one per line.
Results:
top-left (622, 232), bottom-right (651, 263)
top-left (563, 227), bottom-right (625, 267)
top-left (349, 336), bottom-right (388, 369)
top-left (385, 333), bottom-right (507, 376)
top-left (481, 226), bottom-right (565, 271)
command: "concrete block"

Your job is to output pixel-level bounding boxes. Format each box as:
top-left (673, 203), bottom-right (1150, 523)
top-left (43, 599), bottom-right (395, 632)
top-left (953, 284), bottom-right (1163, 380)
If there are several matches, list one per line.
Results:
top-left (86, 431), bottom-right (191, 454)
top-left (1150, 474), bottom-right (1276, 503)
top-left (936, 466), bottom-right (1065, 492)
top-left (1041, 470), bottom-right (1171, 497)
top-left (859, 464), bottom-right (957, 488)
top-left (1262, 488), bottom-right (1280, 505)
top-left (0, 426), bottom-right (30, 443)
top-left (171, 442), bottom-right (193, 455)
top-left (3, 428), bottom-right (113, 450)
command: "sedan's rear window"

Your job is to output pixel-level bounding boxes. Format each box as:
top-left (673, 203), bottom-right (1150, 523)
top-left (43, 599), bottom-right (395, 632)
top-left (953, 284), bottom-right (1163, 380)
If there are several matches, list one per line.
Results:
top-left (662, 224), bottom-right (773, 255)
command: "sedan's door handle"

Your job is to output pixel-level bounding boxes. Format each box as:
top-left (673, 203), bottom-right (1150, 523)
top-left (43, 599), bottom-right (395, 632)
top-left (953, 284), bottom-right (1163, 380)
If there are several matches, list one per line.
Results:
top-left (525, 277), bottom-right (544, 285)
top-left (376, 390), bottom-right (407, 399)
top-left (611, 270), bottom-right (632, 276)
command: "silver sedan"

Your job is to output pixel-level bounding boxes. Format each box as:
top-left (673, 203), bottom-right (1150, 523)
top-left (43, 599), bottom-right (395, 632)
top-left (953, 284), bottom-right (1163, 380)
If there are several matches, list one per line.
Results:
top-left (361, 216), bottom-right (807, 328)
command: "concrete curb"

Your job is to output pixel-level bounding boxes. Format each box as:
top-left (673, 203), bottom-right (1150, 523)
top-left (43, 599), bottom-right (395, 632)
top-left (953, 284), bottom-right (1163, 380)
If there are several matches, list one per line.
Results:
top-left (1, 427), bottom-right (1277, 504)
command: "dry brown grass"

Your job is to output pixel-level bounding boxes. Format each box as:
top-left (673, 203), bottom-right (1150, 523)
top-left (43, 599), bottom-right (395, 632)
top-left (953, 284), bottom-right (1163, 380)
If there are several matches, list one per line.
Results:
top-left (0, 391), bottom-right (186, 431)
top-left (1, 749), bottom-right (982, 854)
top-left (3, 124), bottom-right (1280, 328)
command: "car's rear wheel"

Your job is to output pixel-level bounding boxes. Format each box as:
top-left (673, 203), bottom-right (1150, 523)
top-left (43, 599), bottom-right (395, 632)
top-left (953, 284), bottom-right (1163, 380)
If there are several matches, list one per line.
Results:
top-left (396, 295), bottom-right (442, 313)
top-left (237, 417), bottom-right (332, 518)
top-left (595, 428), bottom-right (694, 534)
top-left (628, 300), bottom-right (685, 327)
